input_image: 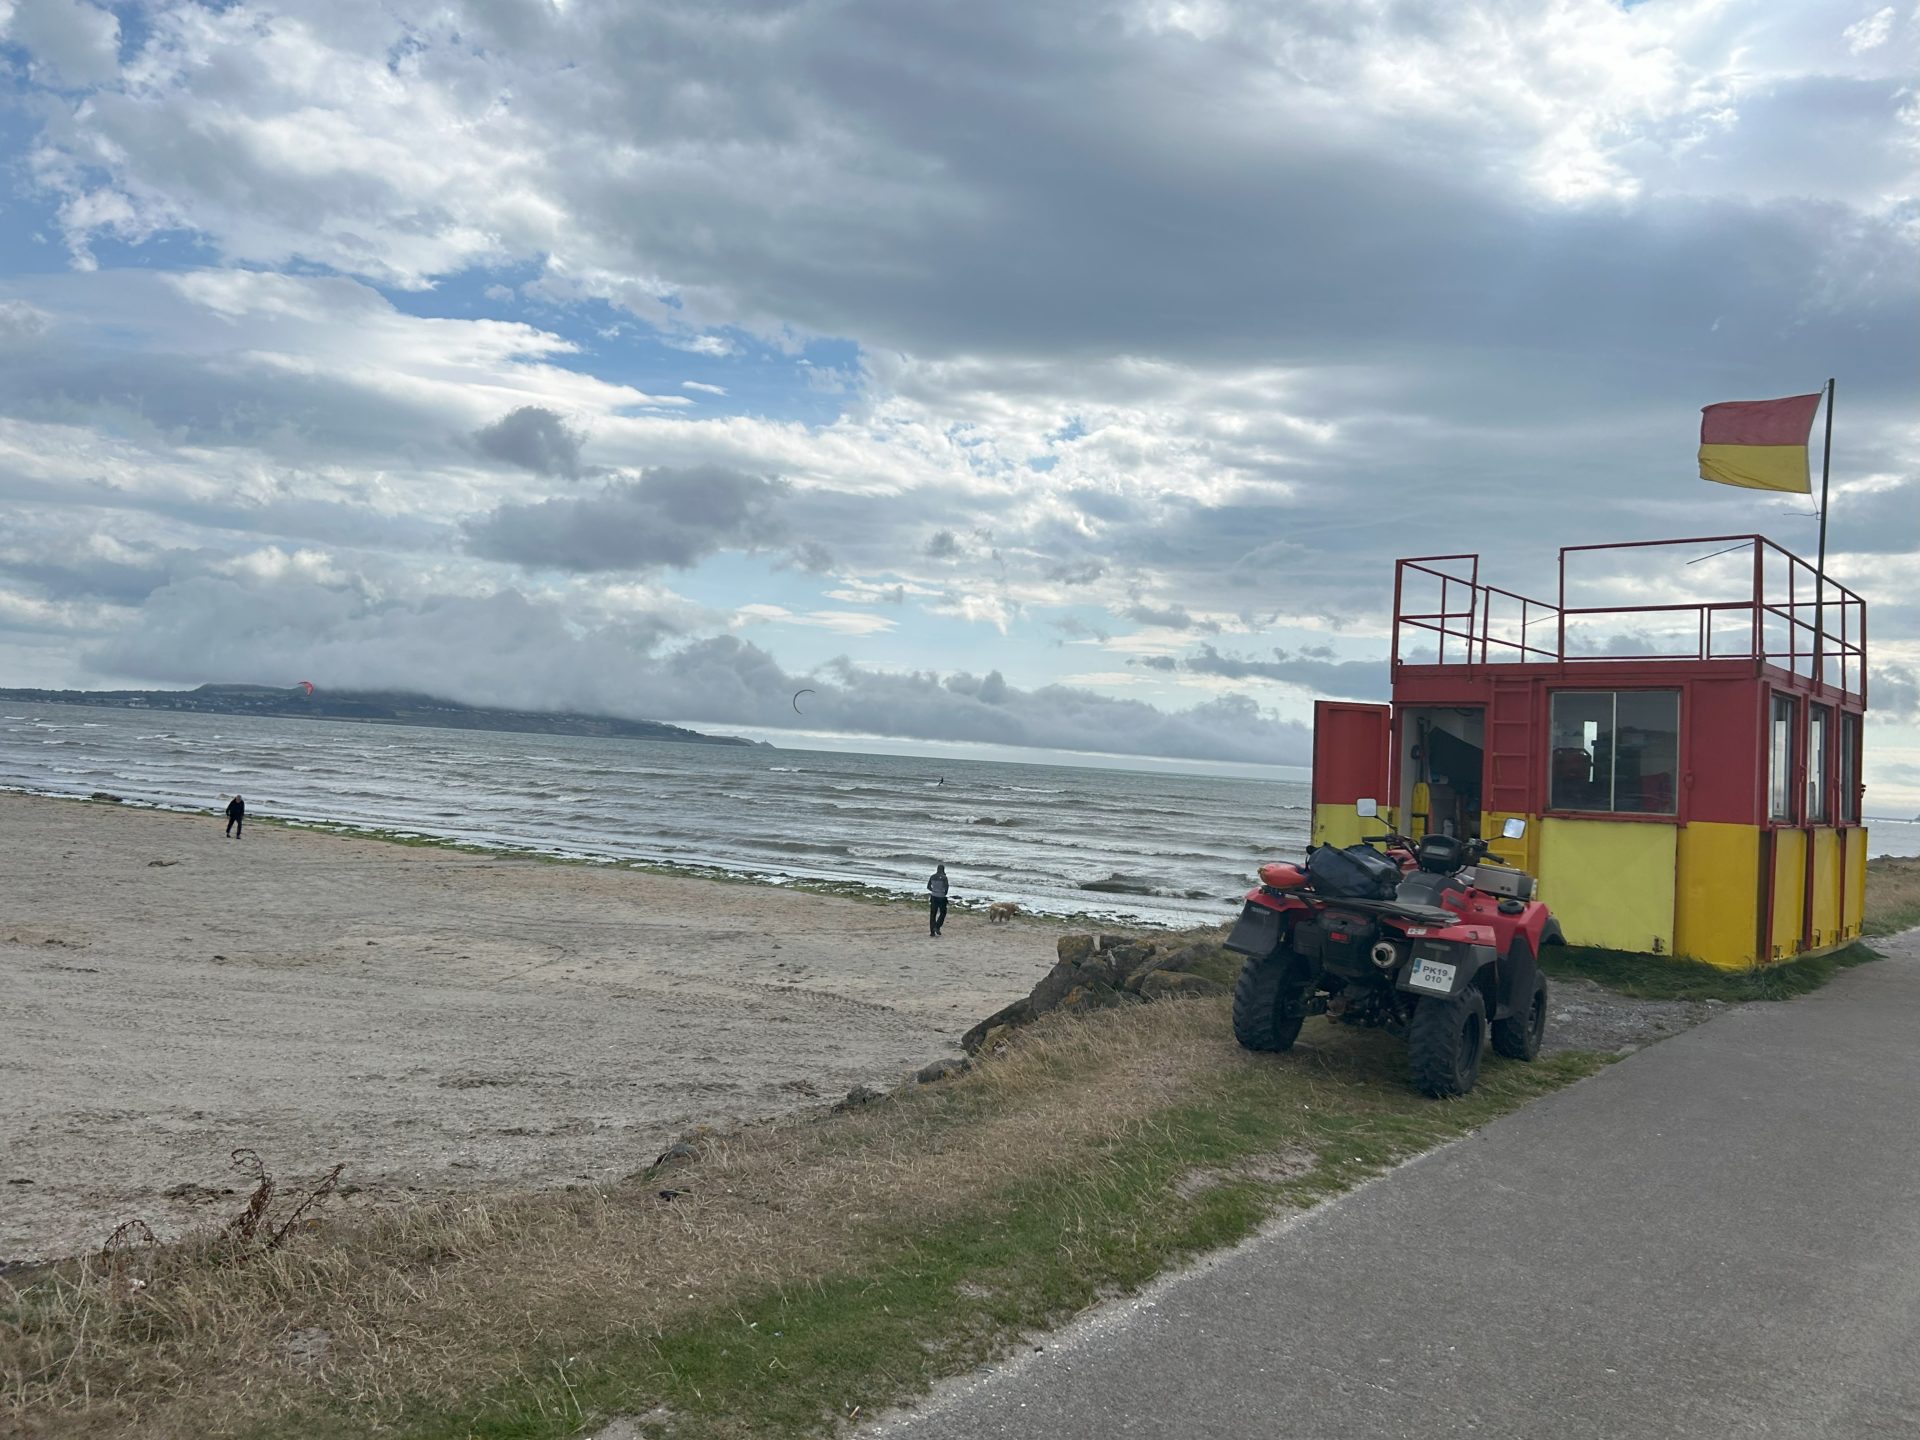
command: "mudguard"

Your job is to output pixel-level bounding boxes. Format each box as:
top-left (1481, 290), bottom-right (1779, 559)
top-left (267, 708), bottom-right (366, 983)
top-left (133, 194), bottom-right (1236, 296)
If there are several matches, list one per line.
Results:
top-left (1394, 940), bottom-right (1499, 1003)
top-left (1226, 890), bottom-right (1313, 955)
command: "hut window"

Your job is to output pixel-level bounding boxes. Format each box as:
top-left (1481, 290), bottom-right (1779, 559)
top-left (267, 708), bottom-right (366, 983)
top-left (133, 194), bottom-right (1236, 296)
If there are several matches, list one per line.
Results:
top-left (1807, 705), bottom-right (1830, 824)
top-left (1768, 694), bottom-right (1798, 822)
top-left (1838, 712), bottom-right (1860, 824)
top-left (1548, 690), bottom-right (1679, 815)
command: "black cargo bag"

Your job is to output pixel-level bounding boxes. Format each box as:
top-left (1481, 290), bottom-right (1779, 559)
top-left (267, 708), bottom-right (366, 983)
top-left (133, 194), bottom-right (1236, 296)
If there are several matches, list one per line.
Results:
top-left (1305, 842), bottom-right (1400, 900)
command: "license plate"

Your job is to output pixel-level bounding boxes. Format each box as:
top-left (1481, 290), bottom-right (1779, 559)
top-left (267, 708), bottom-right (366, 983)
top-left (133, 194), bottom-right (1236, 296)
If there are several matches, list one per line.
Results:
top-left (1408, 957), bottom-right (1456, 993)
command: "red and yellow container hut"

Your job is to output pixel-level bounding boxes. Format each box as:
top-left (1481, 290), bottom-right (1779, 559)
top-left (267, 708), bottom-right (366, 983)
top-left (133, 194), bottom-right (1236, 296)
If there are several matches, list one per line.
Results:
top-left (1311, 535), bottom-right (1868, 969)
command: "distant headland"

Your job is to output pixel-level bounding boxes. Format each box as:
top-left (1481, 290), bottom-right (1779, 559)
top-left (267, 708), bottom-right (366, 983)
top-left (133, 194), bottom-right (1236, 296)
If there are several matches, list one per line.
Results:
top-left (0, 684), bottom-right (770, 748)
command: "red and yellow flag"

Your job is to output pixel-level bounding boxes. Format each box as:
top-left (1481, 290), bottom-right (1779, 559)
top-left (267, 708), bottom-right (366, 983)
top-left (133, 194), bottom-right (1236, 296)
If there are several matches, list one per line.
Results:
top-left (1698, 392), bottom-right (1823, 493)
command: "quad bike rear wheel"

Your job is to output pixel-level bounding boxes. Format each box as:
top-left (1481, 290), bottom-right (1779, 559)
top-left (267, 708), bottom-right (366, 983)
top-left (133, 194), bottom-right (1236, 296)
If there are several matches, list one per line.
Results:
top-left (1408, 985), bottom-right (1485, 1097)
top-left (1232, 951), bottom-right (1306, 1053)
top-left (1491, 945), bottom-right (1547, 1061)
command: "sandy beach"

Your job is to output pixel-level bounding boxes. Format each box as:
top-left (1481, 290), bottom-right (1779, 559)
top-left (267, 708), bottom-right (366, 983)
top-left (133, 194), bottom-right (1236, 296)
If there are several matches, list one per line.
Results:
top-left (0, 794), bottom-right (1055, 1262)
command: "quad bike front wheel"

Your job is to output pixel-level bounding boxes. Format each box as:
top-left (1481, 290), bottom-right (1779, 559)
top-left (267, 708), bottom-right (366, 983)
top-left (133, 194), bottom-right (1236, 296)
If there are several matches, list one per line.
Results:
top-left (1408, 986), bottom-right (1485, 1097)
top-left (1232, 952), bottom-right (1306, 1053)
top-left (1492, 948), bottom-right (1548, 1062)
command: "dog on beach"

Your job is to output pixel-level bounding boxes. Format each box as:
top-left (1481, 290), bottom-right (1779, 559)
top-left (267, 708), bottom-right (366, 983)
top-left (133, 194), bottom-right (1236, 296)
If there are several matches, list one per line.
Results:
top-left (986, 902), bottom-right (1021, 923)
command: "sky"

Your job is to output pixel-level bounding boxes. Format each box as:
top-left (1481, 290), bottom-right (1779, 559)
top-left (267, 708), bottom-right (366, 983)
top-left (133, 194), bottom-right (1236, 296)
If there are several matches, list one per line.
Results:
top-left (0, 0), bottom-right (1914, 804)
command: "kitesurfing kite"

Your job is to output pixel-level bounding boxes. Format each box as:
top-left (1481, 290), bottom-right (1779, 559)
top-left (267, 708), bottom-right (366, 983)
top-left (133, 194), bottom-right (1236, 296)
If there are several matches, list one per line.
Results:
top-left (792, 688), bottom-right (814, 714)
top-left (296, 680), bottom-right (314, 696)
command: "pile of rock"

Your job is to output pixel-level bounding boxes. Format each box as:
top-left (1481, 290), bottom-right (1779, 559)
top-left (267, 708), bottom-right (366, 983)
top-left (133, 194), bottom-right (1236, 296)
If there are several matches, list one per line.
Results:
top-left (960, 932), bottom-right (1236, 1054)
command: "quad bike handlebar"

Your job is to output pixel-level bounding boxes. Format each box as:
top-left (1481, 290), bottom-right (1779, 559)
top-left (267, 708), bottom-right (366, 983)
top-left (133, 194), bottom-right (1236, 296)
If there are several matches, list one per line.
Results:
top-left (1359, 829), bottom-right (1417, 852)
top-left (1361, 830), bottom-right (1496, 876)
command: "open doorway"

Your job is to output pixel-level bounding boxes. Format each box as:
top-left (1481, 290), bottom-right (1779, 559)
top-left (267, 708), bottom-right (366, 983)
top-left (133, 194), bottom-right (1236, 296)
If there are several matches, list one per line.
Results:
top-left (1400, 707), bottom-right (1486, 840)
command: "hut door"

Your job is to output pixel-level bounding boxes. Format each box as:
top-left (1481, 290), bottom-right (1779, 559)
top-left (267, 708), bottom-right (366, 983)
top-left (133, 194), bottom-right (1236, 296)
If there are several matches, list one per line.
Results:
top-left (1311, 701), bottom-right (1391, 849)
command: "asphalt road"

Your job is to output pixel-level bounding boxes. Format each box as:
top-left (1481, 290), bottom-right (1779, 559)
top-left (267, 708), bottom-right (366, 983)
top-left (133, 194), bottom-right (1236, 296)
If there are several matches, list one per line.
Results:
top-left (868, 931), bottom-right (1920, 1440)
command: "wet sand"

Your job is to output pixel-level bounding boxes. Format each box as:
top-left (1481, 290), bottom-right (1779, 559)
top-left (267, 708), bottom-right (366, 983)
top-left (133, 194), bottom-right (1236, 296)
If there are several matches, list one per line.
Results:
top-left (0, 794), bottom-right (1053, 1261)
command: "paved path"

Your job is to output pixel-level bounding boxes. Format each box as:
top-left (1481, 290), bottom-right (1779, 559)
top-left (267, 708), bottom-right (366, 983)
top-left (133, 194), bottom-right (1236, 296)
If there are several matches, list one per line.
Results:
top-left (869, 933), bottom-right (1920, 1439)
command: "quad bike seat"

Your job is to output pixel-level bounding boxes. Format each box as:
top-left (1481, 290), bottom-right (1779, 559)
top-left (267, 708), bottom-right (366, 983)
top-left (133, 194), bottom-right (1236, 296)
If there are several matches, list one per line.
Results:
top-left (1314, 895), bottom-right (1457, 928)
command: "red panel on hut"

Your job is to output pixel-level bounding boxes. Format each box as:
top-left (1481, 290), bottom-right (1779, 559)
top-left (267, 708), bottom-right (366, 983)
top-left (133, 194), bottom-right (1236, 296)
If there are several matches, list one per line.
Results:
top-left (1311, 702), bottom-right (1391, 808)
top-left (1683, 677), bottom-right (1767, 825)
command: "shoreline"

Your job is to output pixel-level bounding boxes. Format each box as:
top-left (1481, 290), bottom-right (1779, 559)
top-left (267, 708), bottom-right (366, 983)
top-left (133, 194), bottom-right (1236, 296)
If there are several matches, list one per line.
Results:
top-left (0, 792), bottom-right (1066, 1262)
top-left (0, 783), bottom-right (1222, 931)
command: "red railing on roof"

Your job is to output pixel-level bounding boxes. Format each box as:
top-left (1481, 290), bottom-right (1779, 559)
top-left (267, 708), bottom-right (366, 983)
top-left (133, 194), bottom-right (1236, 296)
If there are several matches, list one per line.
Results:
top-left (1390, 535), bottom-right (1867, 704)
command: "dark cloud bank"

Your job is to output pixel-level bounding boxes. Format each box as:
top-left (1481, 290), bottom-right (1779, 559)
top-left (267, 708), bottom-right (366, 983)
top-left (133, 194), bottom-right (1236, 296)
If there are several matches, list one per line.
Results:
top-left (466, 466), bottom-right (786, 572)
top-left (86, 573), bottom-right (1312, 766)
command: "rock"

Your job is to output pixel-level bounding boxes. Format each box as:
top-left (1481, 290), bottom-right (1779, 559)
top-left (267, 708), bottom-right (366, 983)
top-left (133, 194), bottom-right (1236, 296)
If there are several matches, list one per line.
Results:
top-left (1056, 934), bottom-right (1096, 966)
top-left (1159, 942), bottom-right (1223, 974)
top-left (962, 997), bottom-right (1033, 1053)
top-left (651, 1141), bottom-right (700, 1170)
top-left (915, 1057), bottom-right (971, 1085)
top-left (1028, 959), bottom-right (1093, 1014)
top-left (90, 792), bottom-right (123, 803)
top-left (1057, 981), bottom-right (1128, 1015)
top-left (282, 1326), bottom-right (331, 1370)
top-left (1138, 970), bottom-right (1228, 1001)
top-left (147, 860), bottom-right (179, 868)
top-left (1096, 933), bottom-right (1131, 953)
top-left (1105, 943), bottom-right (1156, 978)
top-left (834, 1083), bottom-right (887, 1111)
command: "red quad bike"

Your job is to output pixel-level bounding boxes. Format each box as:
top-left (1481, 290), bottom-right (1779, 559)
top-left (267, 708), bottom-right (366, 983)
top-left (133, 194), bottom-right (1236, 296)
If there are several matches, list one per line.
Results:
top-left (1226, 801), bottom-right (1564, 1097)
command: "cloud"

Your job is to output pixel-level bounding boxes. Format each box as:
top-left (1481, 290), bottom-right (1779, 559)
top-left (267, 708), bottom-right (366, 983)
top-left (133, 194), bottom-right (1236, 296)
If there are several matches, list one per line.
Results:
top-left (6, 0), bottom-right (120, 88)
top-left (681, 381), bottom-right (728, 397)
top-left (466, 466), bottom-right (785, 573)
top-left (1177, 643), bottom-right (1390, 700)
top-left (0, 302), bottom-right (54, 346)
top-left (0, 0), bottom-right (1913, 784)
top-left (781, 540), bottom-right (836, 574)
top-left (1843, 7), bottom-right (1895, 52)
top-left (472, 406), bottom-right (587, 480)
top-left (82, 566), bottom-right (1311, 764)
top-left (733, 604), bottom-right (897, 636)
top-left (1121, 601), bottom-right (1221, 634)
top-left (1044, 558), bottom-right (1107, 585)
top-left (1871, 662), bottom-right (1920, 720)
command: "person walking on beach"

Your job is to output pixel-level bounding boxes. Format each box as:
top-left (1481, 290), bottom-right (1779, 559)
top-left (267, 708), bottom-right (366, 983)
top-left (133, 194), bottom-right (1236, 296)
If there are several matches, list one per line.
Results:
top-left (926, 863), bottom-right (950, 937)
top-left (225, 794), bottom-right (245, 839)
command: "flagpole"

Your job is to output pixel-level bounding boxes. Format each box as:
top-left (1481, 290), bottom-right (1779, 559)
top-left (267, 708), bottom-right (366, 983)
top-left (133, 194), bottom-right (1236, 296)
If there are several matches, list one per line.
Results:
top-left (1813, 377), bottom-right (1835, 690)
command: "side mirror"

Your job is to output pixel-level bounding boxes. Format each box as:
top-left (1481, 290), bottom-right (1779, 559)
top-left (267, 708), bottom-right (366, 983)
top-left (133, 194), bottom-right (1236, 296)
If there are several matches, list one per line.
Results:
top-left (1501, 817), bottom-right (1527, 840)
top-left (1355, 798), bottom-right (1378, 818)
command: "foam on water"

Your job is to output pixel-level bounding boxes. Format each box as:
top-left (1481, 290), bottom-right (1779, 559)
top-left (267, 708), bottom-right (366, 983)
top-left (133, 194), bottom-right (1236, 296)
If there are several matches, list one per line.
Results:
top-left (6, 703), bottom-right (1912, 923)
top-left (0, 703), bottom-right (1322, 924)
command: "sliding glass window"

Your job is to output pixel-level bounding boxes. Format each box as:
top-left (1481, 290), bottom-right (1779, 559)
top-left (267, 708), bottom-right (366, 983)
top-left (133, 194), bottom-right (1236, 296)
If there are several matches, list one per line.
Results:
top-left (1769, 694), bottom-right (1798, 823)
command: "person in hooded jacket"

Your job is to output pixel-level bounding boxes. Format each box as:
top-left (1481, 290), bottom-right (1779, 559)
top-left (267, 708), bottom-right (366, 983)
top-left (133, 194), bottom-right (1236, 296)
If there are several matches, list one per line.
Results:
top-left (926, 863), bottom-right (950, 936)
top-left (225, 794), bottom-right (246, 839)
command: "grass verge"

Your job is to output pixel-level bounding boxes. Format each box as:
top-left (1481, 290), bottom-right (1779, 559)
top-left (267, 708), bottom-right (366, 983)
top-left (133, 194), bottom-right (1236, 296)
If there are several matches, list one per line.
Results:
top-left (1861, 855), bottom-right (1920, 938)
top-left (1539, 852), bottom-right (1915, 1001)
top-left (2, 1002), bottom-right (1606, 1440)
top-left (1540, 940), bottom-right (1882, 1001)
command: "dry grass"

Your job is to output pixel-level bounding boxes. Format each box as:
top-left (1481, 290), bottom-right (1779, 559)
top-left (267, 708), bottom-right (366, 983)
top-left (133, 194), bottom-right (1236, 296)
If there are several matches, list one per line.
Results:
top-left (0, 1002), bottom-right (1236, 1437)
top-left (1864, 854), bottom-right (1920, 938)
top-left (7, 858), bottom-right (1911, 1437)
top-left (1, 999), bottom-right (1602, 1440)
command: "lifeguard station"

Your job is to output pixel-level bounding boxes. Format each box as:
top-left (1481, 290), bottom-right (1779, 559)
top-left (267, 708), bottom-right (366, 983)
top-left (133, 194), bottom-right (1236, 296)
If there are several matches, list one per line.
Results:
top-left (1310, 535), bottom-right (1868, 969)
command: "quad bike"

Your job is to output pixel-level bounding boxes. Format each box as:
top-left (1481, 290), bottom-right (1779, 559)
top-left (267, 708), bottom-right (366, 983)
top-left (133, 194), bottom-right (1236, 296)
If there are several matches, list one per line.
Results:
top-left (1226, 801), bottom-right (1564, 1097)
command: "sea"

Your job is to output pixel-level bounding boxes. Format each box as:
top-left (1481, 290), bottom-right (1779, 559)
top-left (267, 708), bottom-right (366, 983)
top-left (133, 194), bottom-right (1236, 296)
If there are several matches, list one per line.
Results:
top-left (0, 704), bottom-right (1313, 926)
top-left (5, 704), bottom-right (1916, 927)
